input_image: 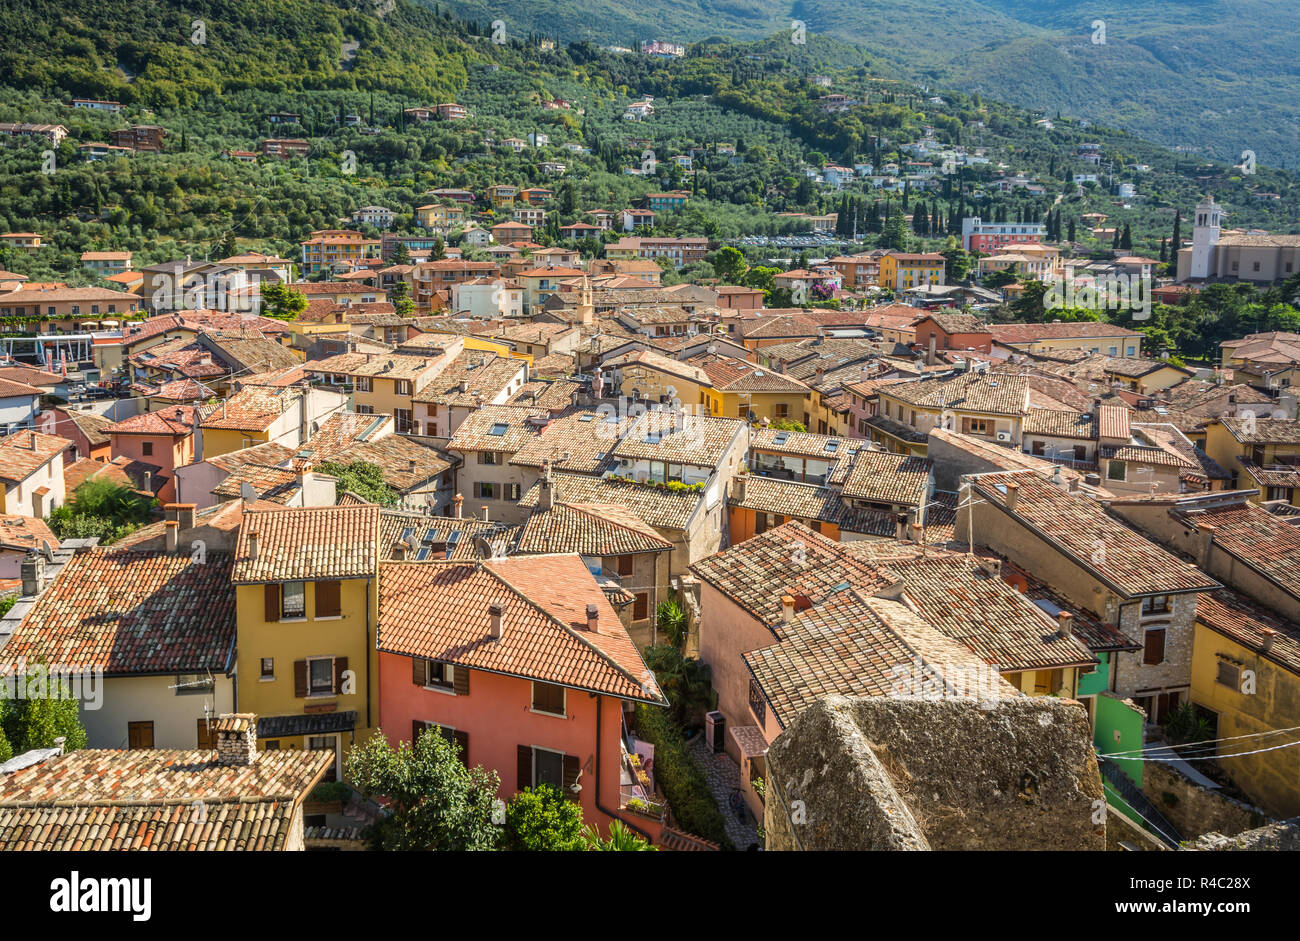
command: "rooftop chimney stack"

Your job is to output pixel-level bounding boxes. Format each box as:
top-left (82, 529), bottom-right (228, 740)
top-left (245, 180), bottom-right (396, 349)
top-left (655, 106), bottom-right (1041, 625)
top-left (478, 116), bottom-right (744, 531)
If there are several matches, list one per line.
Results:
top-left (780, 594), bottom-right (795, 625)
top-left (489, 603), bottom-right (504, 639)
top-left (1057, 611), bottom-right (1074, 638)
top-left (454, 493), bottom-right (464, 519)
top-left (165, 520), bottom-right (179, 552)
top-left (248, 532), bottom-right (260, 561)
top-left (480, 506), bottom-right (489, 522)
top-left (20, 552), bottom-right (45, 597)
top-left (214, 714), bottom-right (258, 766)
top-left (1004, 481), bottom-right (1020, 512)
top-left (1261, 628), bottom-right (1278, 653)
top-left (586, 602), bottom-right (600, 633)
top-left (539, 475), bottom-right (555, 511)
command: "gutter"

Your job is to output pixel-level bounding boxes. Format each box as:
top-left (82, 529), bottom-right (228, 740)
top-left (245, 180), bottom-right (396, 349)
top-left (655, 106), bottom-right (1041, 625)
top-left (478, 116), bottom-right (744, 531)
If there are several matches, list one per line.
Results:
top-left (592, 693), bottom-right (652, 842)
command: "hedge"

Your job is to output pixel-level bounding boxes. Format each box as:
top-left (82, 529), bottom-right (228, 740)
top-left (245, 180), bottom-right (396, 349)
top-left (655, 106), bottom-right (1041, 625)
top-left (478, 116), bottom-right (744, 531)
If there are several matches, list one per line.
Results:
top-left (634, 703), bottom-right (732, 849)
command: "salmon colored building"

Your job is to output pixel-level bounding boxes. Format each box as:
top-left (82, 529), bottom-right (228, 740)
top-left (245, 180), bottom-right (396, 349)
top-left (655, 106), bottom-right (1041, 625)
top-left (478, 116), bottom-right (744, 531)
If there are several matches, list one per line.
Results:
top-left (105, 404), bottom-right (199, 502)
top-left (913, 312), bottom-right (993, 355)
top-left (375, 553), bottom-right (670, 841)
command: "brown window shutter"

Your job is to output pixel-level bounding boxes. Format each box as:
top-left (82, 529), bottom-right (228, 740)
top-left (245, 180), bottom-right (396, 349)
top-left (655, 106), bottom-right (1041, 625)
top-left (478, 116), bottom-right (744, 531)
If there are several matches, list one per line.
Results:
top-left (1144, 629), bottom-right (1166, 665)
top-left (264, 584), bottom-right (280, 621)
top-left (412, 656), bottom-right (426, 686)
top-left (293, 659), bottom-right (308, 698)
top-left (562, 754), bottom-right (580, 800)
top-left (517, 745), bottom-right (532, 791)
top-left (412, 720), bottom-right (426, 743)
top-left (453, 666), bottom-right (470, 696)
top-left (453, 730), bottom-right (469, 769)
top-left (333, 656), bottom-right (349, 694)
top-left (634, 593), bottom-right (649, 621)
top-left (316, 580), bottom-right (341, 618)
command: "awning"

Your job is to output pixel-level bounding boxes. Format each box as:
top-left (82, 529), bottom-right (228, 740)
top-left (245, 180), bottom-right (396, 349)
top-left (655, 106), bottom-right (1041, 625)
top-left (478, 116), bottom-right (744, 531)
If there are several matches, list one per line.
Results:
top-left (258, 711), bottom-right (357, 738)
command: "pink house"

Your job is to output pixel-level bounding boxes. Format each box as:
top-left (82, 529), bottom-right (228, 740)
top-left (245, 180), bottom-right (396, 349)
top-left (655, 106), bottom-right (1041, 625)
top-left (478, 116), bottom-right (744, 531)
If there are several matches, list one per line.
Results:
top-left (105, 405), bottom-right (199, 502)
top-left (376, 553), bottom-right (669, 840)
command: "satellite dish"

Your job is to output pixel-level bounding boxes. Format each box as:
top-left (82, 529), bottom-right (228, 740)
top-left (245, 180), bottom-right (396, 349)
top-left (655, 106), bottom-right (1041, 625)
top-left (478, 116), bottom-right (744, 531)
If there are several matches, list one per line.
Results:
top-left (239, 482), bottom-right (259, 503)
top-left (40, 539), bottom-right (55, 561)
top-left (405, 532), bottom-right (419, 549)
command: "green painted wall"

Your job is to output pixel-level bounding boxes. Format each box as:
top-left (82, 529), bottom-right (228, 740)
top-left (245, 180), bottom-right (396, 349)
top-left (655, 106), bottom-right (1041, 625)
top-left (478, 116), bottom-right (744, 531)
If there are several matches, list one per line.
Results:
top-left (1077, 651), bottom-right (1110, 697)
top-left (1094, 692), bottom-right (1144, 787)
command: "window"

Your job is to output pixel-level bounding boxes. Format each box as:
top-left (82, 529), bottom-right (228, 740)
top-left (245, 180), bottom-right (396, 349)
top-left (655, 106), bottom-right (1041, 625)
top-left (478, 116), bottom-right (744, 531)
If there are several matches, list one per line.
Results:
top-left (308, 657), bottom-right (335, 695)
top-left (355, 404), bottom-right (374, 415)
top-left (1107, 460), bottom-right (1127, 482)
top-left (532, 747), bottom-right (565, 789)
top-left (616, 555), bottom-right (634, 577)
top-left (475, 482), bottom-right (496, 499)
top-left (355, 377), bottom-right (372, 392)
top-left (754, 512), bottom-right (768, 535)
top-left (1141, 595), bottom-right (1170, 617)
top-left (282, 581), bottom-right (306, 618)
top-left (128, 721), bottom-right (154, 750)
top-left (260, 657), bottom-right (274, 679)
top-left (1143, 628), bottom-right (1166, 665)
top-left (506, 482), bottom-right (521, 501)
top-left (174, 673), bottom-right (213, 696)
top-left (1031, 440), bottom-right (1045, 456)
top-left (775, 403), bottom-right (788, 418)
top-left (307, 734), bottom-right (340, 782)
top-left (531, 681), bottom-right (566, 716)
top-left (394, 408), bottom-right (414, 434)
top-left (749, 677), bottom-right (766, 724)
top-left (965, 418), bottom-right (991, 435)
top-left (478, 451), bottom-right (500, 465)
top-left (395, 379), bottom-right (412, 396)
top-left (141, 441), bottom-right (153, 457)
top-left (1073, 445), bottom-right (1087, 461)
top-left (422, 660), bottom-right (455, 691)
top-left (1216, 660), bottom-right (1241, 690)
top-left (633, 592), bottom-right (649, 620)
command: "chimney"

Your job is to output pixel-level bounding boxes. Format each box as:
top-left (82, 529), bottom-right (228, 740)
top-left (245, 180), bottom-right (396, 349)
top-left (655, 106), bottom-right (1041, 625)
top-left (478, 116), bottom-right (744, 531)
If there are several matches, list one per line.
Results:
top-left (20, 552), bottom-right (45, 597)
top-left (1261, 628), bottom-right (1278, 653)
top-left (586, 602), bottom-right (600, 633)
top-left (489, 603), bottom-right (504, 639)
top-left (979, 557), bottom-right (1002, 579)
top-left (214, 714), bottom-right (258, 766)
top-left (911, 522), bottom-right (923, 543)
top-left (1057, 611), bottom-right (1074, 638)
top-left (27, 431), bottom-right (36, 449)
top-left (1197, 522), bottom-right (1216, 568)
top-left (459, 379), bottom-right (469, 393)
top-left (539, 475), bottom-right (556, 511)
top-left (780, 594), bottom-right (795, 624)
top-left (293, 458), bottom-right (313, 489)
top-left (165, 520), bottom-right (179, 552)
top-left (927, 333), bottom-right (937, 366)
top-left (454, 493), bottom-right (464, 518)
top-left (734, 472), bottom-right (748, 504)
top-left (53, 736), bottom-right (66, 755)
top-left (248, 531), bottom-right (260, 561)
top-left (144, 471), bottom-right (152, 493)
top-left (905, 508), bottom-right (918, 540)
top-left (1004, 481), bottom-right (1019, 512)
top-left (176, 503), bottom-right (196, 530)
top-left (895, 512), bottom-right (907, 541)
top-left (480, 505), bottom-right (489, 522)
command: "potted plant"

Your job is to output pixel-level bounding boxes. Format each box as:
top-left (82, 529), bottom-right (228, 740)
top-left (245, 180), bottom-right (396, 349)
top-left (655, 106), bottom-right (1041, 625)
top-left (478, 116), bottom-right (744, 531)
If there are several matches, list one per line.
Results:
top-left (304, 780), bottom-right (351, 815)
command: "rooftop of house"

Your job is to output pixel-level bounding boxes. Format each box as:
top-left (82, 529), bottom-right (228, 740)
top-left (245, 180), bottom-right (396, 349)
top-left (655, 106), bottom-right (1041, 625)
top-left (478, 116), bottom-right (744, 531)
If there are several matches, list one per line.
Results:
top-left (731, 475), bottom-right (896, 538)
top-left (0, 514), bottom-right (56, 553)
top-left (233, 504), bottom-right (379, 583)
top-left (0, 549), bottom-right (236, 675)
top-left (0, 432), bottom-right (70, 482)
top-left (306, 350), bottom-right (445, 382)
top-left (515, 501), bottom-right (674, 556)
top-left (610, 410), bottom-right (744, 467)
top-left (988, 322), bottom-right (1145, 344)
top-left (881, 371), bottom-right (1030, 416)
top-left (199, 386), bottom-right (307, 432)
top-left (446, 404), bottom-right (549, 453)
top-left (297, 411), bottom-right (393, 462)
top-left (518, 471), bottom-right (701, 531)
top-left (0, 737), bottom-right (331, 851)
top-left (839, 449), bottom-right (932, 506)
top-left (345, 435), bottom-right (453, 491)
top-left (690, 520), bottom-right (900, 626)
top-left (1196, 587), bottom-right (1300, 677)
top-left (969, 470), bottom-right (1220, 598)
top-left (1167, 497), bottom-right (1300, 602)
top-left (749, 426), bottom-right (867, 463)
top-left (1217, 417), bottom-right (1300, 445)
top-left (685, 353), bottom-right (809, 393)
top-left (105, 404), bottom-right (199, 437)
top-left (378, 510), bottom-right (515, 561)
top-left (411, 352), bottom-right (524, 408)
top-left (376, 555), bottom-right (664, 703)
top-left (508, 408), bottom-right (628, 474)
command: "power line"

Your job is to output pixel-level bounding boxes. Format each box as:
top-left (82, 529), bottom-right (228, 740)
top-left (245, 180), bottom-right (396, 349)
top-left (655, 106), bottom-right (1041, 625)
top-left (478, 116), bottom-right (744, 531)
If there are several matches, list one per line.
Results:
top-left (1100, 723), bottom-right (1300, 759)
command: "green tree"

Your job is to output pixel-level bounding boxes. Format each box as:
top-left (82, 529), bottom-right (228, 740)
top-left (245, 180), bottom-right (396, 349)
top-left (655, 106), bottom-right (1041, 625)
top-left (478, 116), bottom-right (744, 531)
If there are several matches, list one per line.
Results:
top-left (655, 597), bottom-right (687, 648)
top-left (0, 680), bottom-right (89, 754)
top-left (389, 280), bottom-right (415, 318)
top-left (881, 211), bottom-right (909, 251)
top-left (710, 246), bottom-right (746, 283)
top-left (260, 282), bottom-right (308, 321)
top-left (345, 727), bottom-right (501, 851)
top-left (48, 479), bottom-right (156, 543)
top-left (642, 644), bottom-right (712, 727)
top-left (316, 461), bottom-right (402, 506)
top-left (503, 784), bottom-right (584, 851)
top-left (390, 242), bottom-right (412, 266)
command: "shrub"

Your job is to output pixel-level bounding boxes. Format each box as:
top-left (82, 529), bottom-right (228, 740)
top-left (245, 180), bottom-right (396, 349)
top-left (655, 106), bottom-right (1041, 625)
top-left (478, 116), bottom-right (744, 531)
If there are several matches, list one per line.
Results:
top-left (504, 784), bottom-right (585, 851)
top-left (655, 597), bottom-right (687, 648)
top-left (634, 703), bottom-right (730, 848)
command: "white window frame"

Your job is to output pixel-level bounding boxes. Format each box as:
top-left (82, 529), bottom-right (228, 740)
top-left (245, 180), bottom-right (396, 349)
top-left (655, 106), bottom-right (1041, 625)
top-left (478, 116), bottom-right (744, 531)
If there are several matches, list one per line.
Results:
top-left (529, 681), bottom-right (567, 718)
top-left (281, 580), bottom-right (307, 620)
top-left (306, 655), bottom-right (336, 697)
top-left (531, 745), bottom-right (566, 789)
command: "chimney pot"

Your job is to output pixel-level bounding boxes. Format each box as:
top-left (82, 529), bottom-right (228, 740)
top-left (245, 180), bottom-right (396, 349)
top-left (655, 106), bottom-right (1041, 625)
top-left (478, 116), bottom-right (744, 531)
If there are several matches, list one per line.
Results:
top-left (1057, 611), bottom-right (1074, 638)
top-left (214, 713), bottom-right (258, 765)
top-left (453, 493), bottom-right (464, 518)
top-left (1261, 628), bottom-right (1278, 653)
top-left (1004, 480), bottom-right (1020, 512)
top-left (780, 594), bottom-right (795, 624)
top-left (20, 553), bottom-right (45, 597)
top-left (480, 505), bottom-right (489, 522)
top-left (489, 603), bottom-right (504, 639)
top-left (165, 519), bottom-right (179, 552)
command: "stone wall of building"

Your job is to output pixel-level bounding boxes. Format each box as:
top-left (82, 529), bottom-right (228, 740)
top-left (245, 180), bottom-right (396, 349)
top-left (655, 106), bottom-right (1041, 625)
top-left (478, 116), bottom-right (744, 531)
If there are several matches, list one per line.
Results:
top-left (1142, 759), bottom-right (1271, 840)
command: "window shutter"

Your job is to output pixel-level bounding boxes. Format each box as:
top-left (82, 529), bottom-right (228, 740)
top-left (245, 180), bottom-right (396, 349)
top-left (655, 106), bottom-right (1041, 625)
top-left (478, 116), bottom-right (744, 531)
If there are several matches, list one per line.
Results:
top-left (453, 730), bottom-right (469, 768)
top-left (453, 666), bottom-right (470, 696)
top-left (333, 656), bottom-right (349, 694)
top-left (517, 745), bottom-right (533, 791)
top-left (265, 584), bottom-right (280, 621)
top-left (293, 660), bottom-right (308, 698)
top-left (562, 754), bottom-right (580, 800)
top-left (316, 580), bottom-right (341, 618)
top-left (412, 656), bottom-right (426, 686)
top-left (1144, 629), bottom-right (1166, 665)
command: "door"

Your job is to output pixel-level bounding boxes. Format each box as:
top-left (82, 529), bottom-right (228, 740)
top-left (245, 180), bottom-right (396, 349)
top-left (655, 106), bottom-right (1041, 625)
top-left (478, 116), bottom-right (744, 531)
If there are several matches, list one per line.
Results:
top-left (128, 721), bottom-right (154, 750)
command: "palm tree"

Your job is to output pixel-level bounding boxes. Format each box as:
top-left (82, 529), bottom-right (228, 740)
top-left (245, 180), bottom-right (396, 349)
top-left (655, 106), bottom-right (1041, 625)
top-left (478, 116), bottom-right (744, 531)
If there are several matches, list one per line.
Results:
top-left (581, 821), bottom-right (656, 850)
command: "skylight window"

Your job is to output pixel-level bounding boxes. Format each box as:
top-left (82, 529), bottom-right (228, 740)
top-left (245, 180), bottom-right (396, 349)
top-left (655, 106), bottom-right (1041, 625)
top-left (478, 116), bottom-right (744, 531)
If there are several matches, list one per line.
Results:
top-left (578, 414), bottom-right (595, 422)
top-left (489, 422), bottom-right (508, 436)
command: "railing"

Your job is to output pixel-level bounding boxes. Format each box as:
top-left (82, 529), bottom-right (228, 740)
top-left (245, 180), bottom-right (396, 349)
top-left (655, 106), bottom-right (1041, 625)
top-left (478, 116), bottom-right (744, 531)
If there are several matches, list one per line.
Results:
top-left (1099, 759), bottom-right (1181, 848)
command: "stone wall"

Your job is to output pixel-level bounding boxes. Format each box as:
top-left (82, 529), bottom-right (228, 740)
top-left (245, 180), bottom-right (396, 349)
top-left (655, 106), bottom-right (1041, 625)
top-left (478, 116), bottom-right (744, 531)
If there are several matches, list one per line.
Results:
top-left (1142, 759), bottom-right (1271, 839)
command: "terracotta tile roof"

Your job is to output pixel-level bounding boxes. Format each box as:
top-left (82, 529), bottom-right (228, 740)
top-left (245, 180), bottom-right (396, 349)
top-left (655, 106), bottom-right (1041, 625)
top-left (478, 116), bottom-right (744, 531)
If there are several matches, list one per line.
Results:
top-left (298, 410), bottom-right (393, 462)
top-left (112, 499), bottom-right (281, 549)
top-left (138, 377), bottom-right (216, 401)
top-left (919, 312), bottom-right (990, 334)
top-left (447, 404), bottom-right (549, 453)
top-left (0, 549), bottom-right (236, 674)
top-left (1196, 588), bottom-right (1300, 676)
top-left (507, 379), bottom-right (581, 411)
top-left (306, 350), bottom-right (444, 382)
top-left (1098, 404), bottom-right (1131, 440)
top-left (0, 514), bottom-right (56, 552)
top-left (743, 591), bottom-right (1016, 729)
top-left (378, 511), bottom-right (514, 561)
top-left (518, 471), bottom-right (701, 531)
top-left (0, 366), bottom-right (61, 388)
top-left (0, 378), bottom-right (42, 399)
top-left (732, 475), bottom-right (895, 537)
top-left (686, 353), bottom-right (808, 393)
top-left (749, 426), bottom-right (866, 463)
top-left (1171, 500), bottom-right (1300, 602)
top-left (970, 471), bottom-right (1219, 598)
top-left (0, 432), bottom-right (70, 482)
top-left (208, 441), bottom-right (296, 473)
top-left (516, 502), bottom-right (674, 555)
top-left (412, 353), bottom-right (524, 407)
top-left (233, 504), bottom-right (380, 583)
top-left (882, 372), bottom-right (1030, 416)
top-left (611, 411), bottom-right (744, 467)
top-left (690, 520), bottom-right (898, 625)
top-left (859, 548), bottom-right (1097, 671)
top-left (1218, 417), bottom-right (1300, 445)
top-left (1099, 443), bottom-right (1198, 469)
top-left (200, 386), bottom-right (306, 432)
top-left (1023, 408), bottom-right (1097, 440)
top-left (529, 353), bottom-right (578, 380)
top-left (51, 409), bottom-right (114, 447)
top-left (63, 456), bottom-right (140, 493)
top-left (509, 408), bottom-right (626, 473)
top-left (106, 405), bottom-right (198, 437)
top-left (346, 435), bottom-right (453, 491)
top-left (0, 748), bottom-right (330, 851)
top-left (989, 322), bottom-right (1144, 344)
top-left (999, 560), bottom-right (1140, 653)
top-left (377, 555), bottom-right (663, 702)
top-left (863, 413), bottom-right (929, 444)
top-left (928, 428), bottom-right (1090, 483)
top-left (839, 450), bottom-right (932, 506)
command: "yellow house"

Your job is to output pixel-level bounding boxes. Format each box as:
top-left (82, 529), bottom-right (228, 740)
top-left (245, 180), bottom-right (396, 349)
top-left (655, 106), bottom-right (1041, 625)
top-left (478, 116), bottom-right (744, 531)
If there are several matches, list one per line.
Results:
top-left (878, 252), bottom-right (945, 291)
top-left (486, 184), bottom-right (517, 210)
top-left (871, 371), bottom-right (1031, 456)
top-left (688, 352), bottom-right (808, 425)
top-left (607, 348), bottom-right (711, 408)
top-left (1202, 417), bottom-right (1300, 504)
top-left (233, 504), bottom-right (381, 777)
top-left (1191, 590), bottom-right (1300, 816)
top-left (987, 322), bottom-right (1145, 357)
top-left (416, 203), bottom-right (467, 232)
top-left (200, 385), bottom-right (310, 459)
top-left (1104, 357), bottom-right (1193, 395)
top-left (307, 346), bottom-right (463, 435)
